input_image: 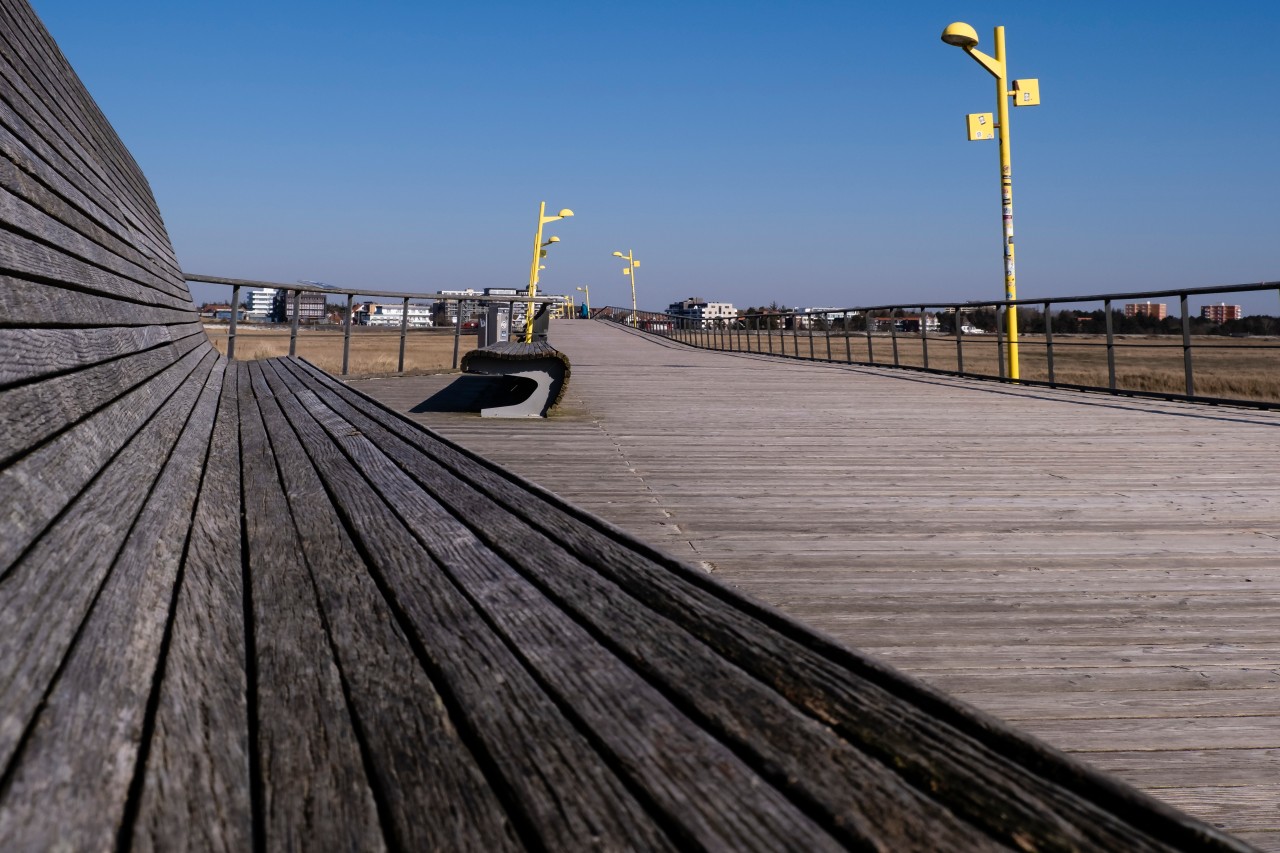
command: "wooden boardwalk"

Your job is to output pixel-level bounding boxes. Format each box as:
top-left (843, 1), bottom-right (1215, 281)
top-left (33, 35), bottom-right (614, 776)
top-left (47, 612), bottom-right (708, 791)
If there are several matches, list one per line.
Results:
top-left (357, 319), bottom-right (1280, 851)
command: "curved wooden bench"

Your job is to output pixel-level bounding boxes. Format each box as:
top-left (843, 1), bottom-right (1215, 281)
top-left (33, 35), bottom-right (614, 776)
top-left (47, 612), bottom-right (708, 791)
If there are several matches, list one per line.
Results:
top-left (461, 339), bottom-right (571, 417)
top-left (0, 3), bottom-right (1252, 850)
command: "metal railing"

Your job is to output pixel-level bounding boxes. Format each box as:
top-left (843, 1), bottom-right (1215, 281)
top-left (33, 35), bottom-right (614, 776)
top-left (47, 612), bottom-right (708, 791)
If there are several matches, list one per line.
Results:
top-left (595, 279), bottom-right (1280, 409)
top-left (186, 275), bottom-right (567, 376)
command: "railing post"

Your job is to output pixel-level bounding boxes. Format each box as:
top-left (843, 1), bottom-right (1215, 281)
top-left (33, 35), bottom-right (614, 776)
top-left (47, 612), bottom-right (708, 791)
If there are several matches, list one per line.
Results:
top-left (398, 297), bottom-right (409, 373)
top-left (807, 316), bottom-right (816, 359)
top-left (996, 308), bottom-right (1006, 379)
top-left (452, 298), bottom-right (462, 369)
top-left (1104, 298), bottom-right (1117, 390)
top-left (767, 317), bottom-right (774, 354)
top-left (228, 284), bottom-right (240, 360)
top-left (843, 312), bottom-right (852, 362)
top-left (919, 306), bottom-right (929, 370)
top-left (865, 312), bottom-right (874, 362)
top-left (1180, 293), bottom-right (1194, 397)
top-left (824, 315), bottom-right (833, 361)
top-left (341, 292), bottom-right (353, 376)
top-left (792, 314), bottom-right (801, 358)
top-left (289, 288), bottom-right (300, 356)
top-left (954, 310), bottom-right (964, 375)
top-left (889, 312), bottom-right (900, 366)
top-left (1044, 301), bottom-right (1055, 386)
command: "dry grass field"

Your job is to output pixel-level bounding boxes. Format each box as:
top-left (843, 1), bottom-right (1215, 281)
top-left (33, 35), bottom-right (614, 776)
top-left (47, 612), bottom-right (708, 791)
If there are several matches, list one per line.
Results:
top-left (679, 328), bottom-right (1280, 404)
top-left (205, 325), bottom-right (473, 375)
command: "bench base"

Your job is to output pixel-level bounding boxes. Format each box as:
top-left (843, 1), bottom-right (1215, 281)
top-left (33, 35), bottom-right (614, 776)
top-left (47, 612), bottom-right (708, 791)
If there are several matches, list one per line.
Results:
top-left (461, 342), bottom-right (570, 418)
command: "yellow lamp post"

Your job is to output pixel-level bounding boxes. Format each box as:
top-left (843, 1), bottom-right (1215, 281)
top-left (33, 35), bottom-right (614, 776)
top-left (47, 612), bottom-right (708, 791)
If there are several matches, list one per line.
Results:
top-left (612, 250), bottom-right (639, 327)
top-left (524, 201), bottom-right (574, 342)
top-left (941, 22), bottom-right (1040, 380)
top-left (576, 285), bottom-right (590, 317)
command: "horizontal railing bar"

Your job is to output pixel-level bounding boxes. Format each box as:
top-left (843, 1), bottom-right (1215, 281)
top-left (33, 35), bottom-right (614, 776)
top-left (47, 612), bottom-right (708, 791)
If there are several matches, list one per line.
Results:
top-left (185, 274), bottom-right (567, 303)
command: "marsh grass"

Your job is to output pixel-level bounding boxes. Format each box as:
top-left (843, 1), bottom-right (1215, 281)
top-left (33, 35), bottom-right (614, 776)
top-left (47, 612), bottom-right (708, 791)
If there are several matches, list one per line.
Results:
top-left (205, 325), bottom-right (471, 376)
top-left (691, 330), bottom-right (1280, 404)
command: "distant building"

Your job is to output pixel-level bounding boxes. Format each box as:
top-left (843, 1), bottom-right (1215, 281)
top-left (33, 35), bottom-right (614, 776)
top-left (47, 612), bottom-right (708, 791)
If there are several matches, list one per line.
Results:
top-left (870, 314), bottom-right (940, 333)
top-left (1124, 302), bottom-right (1167, 319)
top-left (246, 287), bottom-right (276, 320)
top-left (434, 289), bottom-right (483, 326)
top-left (667, 296), bottom-right (736, 328)
top-left (1201, 303), bottom-right (1243, 323)
top-left (356, 302), bottom-right (433, 327)
top-left (271, 289), bottom-right (326, 323)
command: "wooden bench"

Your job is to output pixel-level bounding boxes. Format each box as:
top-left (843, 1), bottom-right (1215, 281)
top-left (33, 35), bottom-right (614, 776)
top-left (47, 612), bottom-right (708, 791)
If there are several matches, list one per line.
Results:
top-left (0, 3), bottom-right (1252, 850)
top-left (461, 339), bottom-right (571, 417)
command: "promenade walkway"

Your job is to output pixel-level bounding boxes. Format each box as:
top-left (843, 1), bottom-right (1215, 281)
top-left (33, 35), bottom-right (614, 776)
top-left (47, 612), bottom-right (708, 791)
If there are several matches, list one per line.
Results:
top-left (357, 319), bottom-right (1280, 850)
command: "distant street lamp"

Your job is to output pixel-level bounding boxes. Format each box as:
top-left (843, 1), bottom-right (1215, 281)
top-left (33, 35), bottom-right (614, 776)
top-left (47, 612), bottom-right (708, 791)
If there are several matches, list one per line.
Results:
top-left (612, 250), bottom-right (640, 327)
top-left (941, 22), bottom-right (1040, 380)
top-left (576, 285), bottom-right (590, 317)
top-left (524, 201), bottom-right (574, 342)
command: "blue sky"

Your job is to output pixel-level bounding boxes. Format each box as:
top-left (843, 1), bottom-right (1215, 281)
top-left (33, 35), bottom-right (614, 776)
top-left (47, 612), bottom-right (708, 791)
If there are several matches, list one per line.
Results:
top-left (33, 0), bottom-right (1280, 313)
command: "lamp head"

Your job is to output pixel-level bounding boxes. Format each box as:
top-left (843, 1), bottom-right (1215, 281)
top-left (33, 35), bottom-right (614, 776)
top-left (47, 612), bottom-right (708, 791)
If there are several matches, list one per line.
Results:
top-left (557, 209), bottom-right (574, 218)
top-left (612, 251), bottom-right (624, 258)
top-left (941, 22), bottom-right (979, 48)
top-left (546, 235), bottom-right (560, 243)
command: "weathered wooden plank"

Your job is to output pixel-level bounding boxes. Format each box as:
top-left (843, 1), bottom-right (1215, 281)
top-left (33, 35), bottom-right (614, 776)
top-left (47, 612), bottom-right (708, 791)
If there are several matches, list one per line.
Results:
top-left (259, 362), bottom-right (675, 850)
top-left (0, 321), bottom-right (204, 386)
top-left (0, 359), bottom-right (221, 850)
top-left (236, 361), bottom-right (384, 852)
top-left (0, 276), bottom-right (196, 328)
top-left (251, 360), bottom-right (519, 851)
top-left (0, 330), bottom-right (205, 463)
top-left (0, 349), bottom-right (213, 776)
top-left (0, 343), bottom-right (210, 573)
top-left (0, 223), bottom-right (191, 309)
top-left (131, 364), bottom-right (252, 853)
top-left (0, 119), bottom-right (171, 278)
top-left (0, 72), bottom-right (178, 282)
top-left (0, 180), bottom-right (182, 297)
top-left (0, 100), bottom-right (165, 275)
top-left (0, 6), bottom-right (178, 269)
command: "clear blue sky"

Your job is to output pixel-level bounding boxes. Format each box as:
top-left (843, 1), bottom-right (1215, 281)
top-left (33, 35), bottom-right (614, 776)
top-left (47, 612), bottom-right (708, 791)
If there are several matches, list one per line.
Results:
top-left (33, 0), bottom-right (1280, 313)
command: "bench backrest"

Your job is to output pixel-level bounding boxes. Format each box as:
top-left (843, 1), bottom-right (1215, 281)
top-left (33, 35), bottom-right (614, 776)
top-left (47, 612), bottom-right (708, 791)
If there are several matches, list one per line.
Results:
top-left (0, 0), bottom-right (214, 566)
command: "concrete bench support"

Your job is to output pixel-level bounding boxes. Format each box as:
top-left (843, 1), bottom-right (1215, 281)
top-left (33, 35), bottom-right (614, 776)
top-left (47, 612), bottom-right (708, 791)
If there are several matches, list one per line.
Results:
top-left (461, 340), bottom-right (571, 417)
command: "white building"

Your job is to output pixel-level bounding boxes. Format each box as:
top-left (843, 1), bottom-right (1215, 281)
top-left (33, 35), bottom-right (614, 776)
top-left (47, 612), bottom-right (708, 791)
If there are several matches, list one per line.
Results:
top-left (667, 296), bottom-right (737, 328)
top-left (246, 287), bottom-right (276, 320)
top-left (359, 302), bottom-right (433, 327)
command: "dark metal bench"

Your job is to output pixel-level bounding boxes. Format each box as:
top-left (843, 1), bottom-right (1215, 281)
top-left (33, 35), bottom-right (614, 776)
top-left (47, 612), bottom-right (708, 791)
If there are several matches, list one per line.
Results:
top-left (461, 339), bottom-right (571, 417)
top-left (0, 3), bottom-right (1253, 850)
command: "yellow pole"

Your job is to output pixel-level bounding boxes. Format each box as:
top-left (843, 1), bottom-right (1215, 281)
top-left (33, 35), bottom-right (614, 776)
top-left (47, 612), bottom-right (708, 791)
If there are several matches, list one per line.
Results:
top-left (628, 251), bottom-right (637, 327)
top-left (524, 201), bottom-right (547, 343)
top-left (995, 26), bottom-right (1019, 379)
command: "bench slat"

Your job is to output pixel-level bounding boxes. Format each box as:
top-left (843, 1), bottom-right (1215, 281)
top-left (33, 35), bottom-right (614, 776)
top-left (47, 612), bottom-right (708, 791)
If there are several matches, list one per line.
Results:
top-left (0, 276), bottom-right (198, 328)
top-left (237, 362), bottom-right (386, 851)
top-left (132, 365), bottom-right (255, 853)
top-left (0, 359), bottom-right (221, 850)
top-left (0, 351), bottom-right (215, 775)
top-left (0, 344), bottom-right (213, 572)
top-left (262, 359), bottom-right (675, 850)
top-left (0, 4), bottom-right (180, 273)
top-left (253, 359), bottom-right (521, 850)
top-left (0, 321), bottom-right (205, 387)
top-left (0, 329), bottom-right (205, 463)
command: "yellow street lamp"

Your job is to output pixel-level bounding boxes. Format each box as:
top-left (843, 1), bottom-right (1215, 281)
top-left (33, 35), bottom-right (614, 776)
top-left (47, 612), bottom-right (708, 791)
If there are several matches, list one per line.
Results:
top-left (941, 22), bottom-right (1040, 380)
top-left (524, 201), bottom-right (574, 342)
top-left (576, 285), bottom-right (590, 317)
top-left (612, 250), bottom-right (640, 327)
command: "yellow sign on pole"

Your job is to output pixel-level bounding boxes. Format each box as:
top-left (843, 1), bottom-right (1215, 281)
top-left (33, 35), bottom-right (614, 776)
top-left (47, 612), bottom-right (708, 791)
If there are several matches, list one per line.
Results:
top-left (1013, 78), bottom-right (1040, 106)
top-left (967, 112), bottom-right (995, 141)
